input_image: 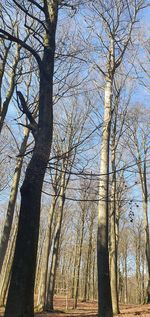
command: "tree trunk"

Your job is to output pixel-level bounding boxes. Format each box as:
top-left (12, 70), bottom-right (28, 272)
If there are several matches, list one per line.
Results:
top-left (83, 250), bottom-right (89, 302)
top-left (138, 156), bottom-right (150, 303)
top-left (0, 44), bottom-right (20, 134)
top-left (4, 4), bottom-right (58, 316)
top-left (92, 251), bottom-right (96, 301)
top-left (135, 235), bottom-right (141, 304)
top-left (143, 197), bottom-right (150, 303)
top-left (74, 208), bottom-right (86, 309)
top-left (0, 223), bottom-right (17, 307)
top-left (97, 76), bottom-right (113, 317)
top-left (110, 130), bottom-right (119, 314)
top-left (38, 197), bottom-right (57, 309)
top-left (110, 188), bottom-right (119, 313)
top-left (34, 232), bottom-right (46, 301)
top-left (83, 213), bottom-right (94, 302)
top-left (71, 236), bottom-right (78, 299)
top-left (0, 128), bottom-right (29, 275)
top-left (141, 252), bottom-right (145, 303)
top-left (124, 249), bottom-right (128, 304)
top-left (46, 193), bottom-right (65, 311)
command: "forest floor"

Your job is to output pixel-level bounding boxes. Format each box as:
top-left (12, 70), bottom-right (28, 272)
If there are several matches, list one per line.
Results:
top-left (1, 296), bottom-right (150, 316)
top-left (35, 296), bottom-right (150, 317)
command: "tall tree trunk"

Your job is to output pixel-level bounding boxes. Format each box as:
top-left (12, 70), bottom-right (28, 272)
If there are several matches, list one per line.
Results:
top-left (110, 116), bottom-right (119, 314)
top-left (37, 196), bottom-right (57, 309)
top-left (74, 208), bottom-right (86, 309)
top-left (143, 197), bottom-right (150, 303)
top-left (110, 183), bottom-right (119, 313)
top-left (97, 76), bottom-right (113, 317)
top-left (0, 128), bottom-right (29, 275)
top-left (46, 193), bottom-right (65, 311)
top-left (83, 213), bottom-right (94, 302)
top-left (0, 43), bottom-right (20, 133)
top-left (83, 249), bottom-right (89, 302)
top-left (124, 248), bottom-right (128, 304)
top-left (143, 158), bottom-right (150, 303)
top-left (135, 238), bottom-right (141, 304)
top-left (138, 155), bottom-right (150, 302)
top-left (141, 252), bottom-right (145, 303)
top-left (34, 231), bottom-right (46, 300)
top-left (92, 251), bottom-right (96, 301)
top-left (71, 236), bottom-right (78, 299)
top-left (4, 3), bottom-right (58, 316)
top-left (0, 223), bottom-right (17, 307)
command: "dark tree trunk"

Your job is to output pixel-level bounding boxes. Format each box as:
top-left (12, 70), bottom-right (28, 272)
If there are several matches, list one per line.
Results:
top-left (4, 3), bottom-right (58, 317)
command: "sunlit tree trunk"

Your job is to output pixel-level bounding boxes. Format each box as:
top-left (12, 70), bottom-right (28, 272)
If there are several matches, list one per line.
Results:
top-left (138, 153), bottom-right (150, 303)
top-left (0, 128), bottom-right (29, 275)
top-left (110, 105), bottom-right (119, 314)
top-left (124, 246), bottom-right (128, 304)
top-left (0, 43), bottom-right (20, 133)
top-left (135, 237), bottom-right (141, 304)
top-left (37, 196), bottom-right (57, 309)
top-left (46, 192), bottom-right (65, 311)
top-left (71, 235), bottom-right (79, 299)
top-left (0, 223), bottom-right (17, 307)
top-left (83, 211), bottom-right (94, 302)
top-left (34, 232), bottom-right (46, 306)
top-left (74, 208), bottom-right (85, 309)
top-left (97, 73), bottom-right (113, 317)
top-left (92, 251), bottom-right (96, 301)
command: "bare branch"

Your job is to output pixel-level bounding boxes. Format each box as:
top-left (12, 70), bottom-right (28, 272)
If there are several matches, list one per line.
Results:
top-left (16, 91), bottom-right (38, 138)
top-left (0, 29), bottom-right (42, 69)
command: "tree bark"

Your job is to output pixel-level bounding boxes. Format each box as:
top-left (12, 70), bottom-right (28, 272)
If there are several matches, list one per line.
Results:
top-left (124, 247), bottom-right (128, 304)
top-left (38, 197), bottom-right (57, 309)
top-left (46, 193), bottom-right (65, 311)
top-left (110, 180), bottom-right (119, 313)
top-left (110, 112), bottom-right (119, 314)
top-left (143, 198), bottom-right (150, 303)
top-left (138, 155), bottom-right (150, 303)
top-left (74, 206), bottom-right (86, 309)
top-left (143, 159), bottom-right (150, 303)
top-left (135, 237), bottom-right (141, 304)
top-left (0, 128), bottom-right (29, 275)
top-left (71, 236), bottom-right (78, 299)
top-left (83, 212), bottom-right (94, 302)
top-left (97, 77), bottom-right (113, 317)
top-left (0, 223), bottom-right (17, 307)
top-left (92, 250), bottom-right (96, 301)
top-left (0, 43), bottom-right (20, 133)
top-left (4, 3), bottom-right (58, 316)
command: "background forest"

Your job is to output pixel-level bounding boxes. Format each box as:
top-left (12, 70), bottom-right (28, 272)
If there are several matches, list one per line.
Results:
top-left (0, 1), bottom-right (150, 317)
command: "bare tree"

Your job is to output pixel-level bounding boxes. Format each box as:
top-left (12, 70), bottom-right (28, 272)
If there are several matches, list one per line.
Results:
top-left (0, 1), bottom-right (59, 316)
top-left (85, 1), bottom-right (147, 315)
top-left (126, 106), bottom-right (150, 302)
top-left (0, 33), bottom-right (21, 133)
top-left (0, 69), bottom-right (36, 275)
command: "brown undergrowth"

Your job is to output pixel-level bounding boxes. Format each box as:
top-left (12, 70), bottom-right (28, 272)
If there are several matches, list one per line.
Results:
top-left (0, 296), bottom-right (150, 317)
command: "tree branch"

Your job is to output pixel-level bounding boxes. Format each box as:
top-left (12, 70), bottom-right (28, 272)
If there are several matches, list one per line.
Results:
top-left (0, 29), bottom-right (42, 70)
top-left (17, 91), bottom-right (38, 139)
